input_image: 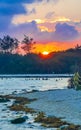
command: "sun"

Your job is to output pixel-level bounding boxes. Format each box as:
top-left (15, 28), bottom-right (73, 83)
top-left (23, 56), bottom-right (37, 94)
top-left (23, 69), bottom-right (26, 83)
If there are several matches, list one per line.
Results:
top-left (42, 51), bottom-right (49, 55)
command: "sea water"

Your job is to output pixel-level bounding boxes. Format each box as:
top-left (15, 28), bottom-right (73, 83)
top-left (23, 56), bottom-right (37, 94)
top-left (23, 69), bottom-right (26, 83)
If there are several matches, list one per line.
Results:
top-left (0, 76), bottom-right (70, 130)
top-left (0, 77), bottom-right (69, 95)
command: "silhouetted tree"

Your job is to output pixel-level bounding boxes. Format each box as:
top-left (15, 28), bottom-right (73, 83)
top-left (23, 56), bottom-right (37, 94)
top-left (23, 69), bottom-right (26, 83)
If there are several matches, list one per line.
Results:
top-left (22, 35), bottom-right (36, 53)
top-left (0, 35), bottom-right (19, 53)
top-left (75, 44), bottom-right (81, 50)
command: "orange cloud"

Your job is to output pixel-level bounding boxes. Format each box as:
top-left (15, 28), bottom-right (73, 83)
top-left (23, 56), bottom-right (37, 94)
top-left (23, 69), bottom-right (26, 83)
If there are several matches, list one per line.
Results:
top-left (38, 25), bottom-right (53, 32)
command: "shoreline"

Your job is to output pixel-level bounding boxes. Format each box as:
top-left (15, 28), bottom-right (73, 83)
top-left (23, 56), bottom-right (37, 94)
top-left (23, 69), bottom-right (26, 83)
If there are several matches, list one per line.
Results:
top-left (16, 89), bottom-right (81, 125)
top-left (0, 89), bottom-right (81, 129)
top-left (0, 74), bottom-right (73, 78)
top-left (2, 89), bottom-right (81, 128)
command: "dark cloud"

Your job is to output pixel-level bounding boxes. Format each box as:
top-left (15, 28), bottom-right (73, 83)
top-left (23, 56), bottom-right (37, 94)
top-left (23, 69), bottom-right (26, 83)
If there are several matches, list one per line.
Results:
top-left (5, 21), bottom-right (39, 40)
top-left (0, 0), bottom-right (59, 32)
top-left (54, 23), bottom-right (79, 41)
top-left (0, 0), bottom-right (43, 31)
top-left (0, 1), bottom-right (27, 31)
top-left (0, 0), bottom-right (79, 43)
top-left (13, 21), bottom-right (39, 34)
top-left (0, 21), bottom-right (79, 43)
top-left (31, 23), bottom-right (79, 43)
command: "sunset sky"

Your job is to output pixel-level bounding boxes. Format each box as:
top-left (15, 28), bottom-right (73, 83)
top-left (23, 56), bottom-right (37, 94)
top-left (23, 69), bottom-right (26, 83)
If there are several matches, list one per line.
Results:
top-left (0, 0), bottom-right (81, 53)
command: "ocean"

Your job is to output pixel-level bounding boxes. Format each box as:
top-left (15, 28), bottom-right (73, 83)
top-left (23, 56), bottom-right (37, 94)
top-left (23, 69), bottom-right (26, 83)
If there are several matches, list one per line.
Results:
top-left (0, 76), bottom-right (69, 95)
top-left (0, 75), bottom-right (73, 130)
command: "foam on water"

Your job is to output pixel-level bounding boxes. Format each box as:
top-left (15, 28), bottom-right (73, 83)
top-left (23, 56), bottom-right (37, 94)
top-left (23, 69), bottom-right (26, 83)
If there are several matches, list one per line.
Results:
top-left (0, 77), bottom-right (69, 130)
top-left (0, 77), bottom-right (69, 95)
top-left (0, 100), bottom-right (55, 130)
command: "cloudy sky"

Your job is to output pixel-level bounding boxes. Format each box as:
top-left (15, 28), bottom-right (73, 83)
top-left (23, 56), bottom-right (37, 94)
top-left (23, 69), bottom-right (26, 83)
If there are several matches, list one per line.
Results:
top-left (0, 0), bottom-right (81, 53)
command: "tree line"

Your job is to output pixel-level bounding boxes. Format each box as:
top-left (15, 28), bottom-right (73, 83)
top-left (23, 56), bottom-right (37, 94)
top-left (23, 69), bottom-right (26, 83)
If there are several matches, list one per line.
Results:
top-left (0, 48), bottom-right (80, 74)
top-left (0, 35), bottom-right (81, 74)
top-left (0, 35), bottom-right (35, 54)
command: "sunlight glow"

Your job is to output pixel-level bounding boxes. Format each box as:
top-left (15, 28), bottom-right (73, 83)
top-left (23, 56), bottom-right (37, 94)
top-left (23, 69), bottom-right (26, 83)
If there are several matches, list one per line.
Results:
top-left (38, 25), bottom-right (52, 32)
top-left (35, 19), bottom-right (45, 24)
top-left (50, 17), bottom-right (71, 23)
top-left (42, 51), bottom-right (49, 55)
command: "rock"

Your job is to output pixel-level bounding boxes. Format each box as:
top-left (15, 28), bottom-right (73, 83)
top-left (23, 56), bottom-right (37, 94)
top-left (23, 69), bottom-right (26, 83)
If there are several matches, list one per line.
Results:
top-left (12, 91), bottom-right (17, 94)
top-left (0, 98), bottom-right (10, 103)
top-left (31, 90), bottom-right (39, 93)
top-left (22, 116), bottom-right (28, 120)
top-left (2, 109), bottom-right (7, 111)
top-left (11, 116), bottom-right (28, 124)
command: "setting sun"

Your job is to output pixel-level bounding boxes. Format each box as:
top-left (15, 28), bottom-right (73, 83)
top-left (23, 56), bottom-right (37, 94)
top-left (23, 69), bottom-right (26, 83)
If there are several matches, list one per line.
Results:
top-left (42, 51), bottom-right (49, 55)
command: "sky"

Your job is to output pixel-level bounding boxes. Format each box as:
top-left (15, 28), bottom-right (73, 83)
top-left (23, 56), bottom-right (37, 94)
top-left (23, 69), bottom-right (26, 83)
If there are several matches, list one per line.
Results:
top-left (0, 0), bottom-right (81, 53)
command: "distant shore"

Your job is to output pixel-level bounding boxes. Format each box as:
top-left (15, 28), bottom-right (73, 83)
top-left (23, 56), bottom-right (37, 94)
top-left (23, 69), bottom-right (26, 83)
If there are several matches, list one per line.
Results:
top-left (0, 74), bottom-right (73, 78)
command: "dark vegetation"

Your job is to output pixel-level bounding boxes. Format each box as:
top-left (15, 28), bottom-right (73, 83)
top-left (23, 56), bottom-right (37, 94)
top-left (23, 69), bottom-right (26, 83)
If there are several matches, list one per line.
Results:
top-left (1, 94), bottom-right (81, 129)
top-left (0, 94), bottom-right (36, 113)
top-left (0, 48), bottom-right (81, 74)
top-left (35, 112), bottom-right (81, 129)
top-left (68, 72), bottom-right (81, 90)
top-left (22, 35), bottom-right (36, 53)
top-left (0, 35), bottom-right (81, 74)
top-left (0, 94), bottom-right (36, 124)
top-left (34, 112), bottom-right (68, 128)
top-left (10, 104), bottom-right (35, 113)
top-left (0, 35), bottom-right (19, 53)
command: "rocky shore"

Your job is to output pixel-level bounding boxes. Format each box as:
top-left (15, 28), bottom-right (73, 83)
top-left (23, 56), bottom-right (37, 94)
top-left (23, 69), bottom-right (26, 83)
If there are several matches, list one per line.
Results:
top-left (0, 89), bottom-right (81, 130)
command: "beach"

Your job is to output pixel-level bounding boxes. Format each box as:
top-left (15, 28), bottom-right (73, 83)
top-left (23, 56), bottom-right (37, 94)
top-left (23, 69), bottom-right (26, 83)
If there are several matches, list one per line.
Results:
top-left (17, 89), bottom-right (81, 125)
top-left (0, 77), bottom-right (81, 129)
